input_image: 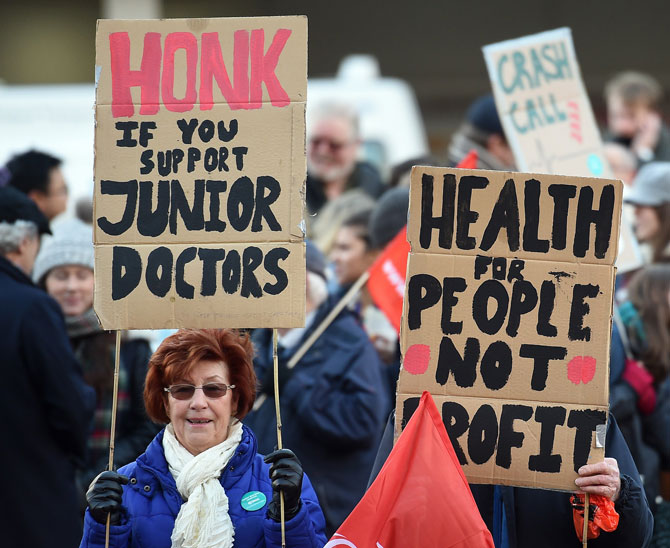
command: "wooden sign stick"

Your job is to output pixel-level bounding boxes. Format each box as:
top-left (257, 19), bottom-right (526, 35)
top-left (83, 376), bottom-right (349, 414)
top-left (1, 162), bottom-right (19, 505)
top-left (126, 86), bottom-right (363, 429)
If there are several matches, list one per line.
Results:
top-left (582, 493), bottom-right (590, 547)
top-left (288, 271), bottom-right (370, 369)
top-left (273, 329), bottom-right (286, 547)
top-left (105, 330), bottom-right (122, 548)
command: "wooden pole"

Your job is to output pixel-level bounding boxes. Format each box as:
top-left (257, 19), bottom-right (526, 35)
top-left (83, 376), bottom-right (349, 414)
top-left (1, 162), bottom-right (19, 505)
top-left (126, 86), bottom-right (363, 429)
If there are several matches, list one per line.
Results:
top-left (287, 270), bottom-right (370, 369)
top-left (582, 493), bottom-right (590, 547)
top-left (105, 330), bottom-right (122, 548)
top-left (273, 329), bottom-right (286, 548)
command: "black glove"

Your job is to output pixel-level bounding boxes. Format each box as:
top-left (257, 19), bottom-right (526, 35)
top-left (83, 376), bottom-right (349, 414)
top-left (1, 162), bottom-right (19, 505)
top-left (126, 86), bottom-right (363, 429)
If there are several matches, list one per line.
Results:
top-left (86, 470), bottom-right (129, 525)
top-left (264, 448), bottom-right (303, 522)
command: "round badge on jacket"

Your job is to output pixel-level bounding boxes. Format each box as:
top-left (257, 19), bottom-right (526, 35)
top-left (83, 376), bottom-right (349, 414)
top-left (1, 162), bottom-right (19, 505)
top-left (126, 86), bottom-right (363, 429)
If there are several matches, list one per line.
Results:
top-left (241, 491), bottom-right (267, 511)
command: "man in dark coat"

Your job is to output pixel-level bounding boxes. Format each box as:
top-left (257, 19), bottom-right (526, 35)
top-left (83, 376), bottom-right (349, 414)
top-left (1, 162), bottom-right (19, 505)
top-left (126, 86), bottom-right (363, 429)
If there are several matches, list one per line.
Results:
top-left (0, 187), bottom-right (95, 548)
top-left (370, 412), bottom-right (653, 547)
top-left (244, 242), bottom-right (390, 536)
top-left (306, 102), bottom-right (385, 215)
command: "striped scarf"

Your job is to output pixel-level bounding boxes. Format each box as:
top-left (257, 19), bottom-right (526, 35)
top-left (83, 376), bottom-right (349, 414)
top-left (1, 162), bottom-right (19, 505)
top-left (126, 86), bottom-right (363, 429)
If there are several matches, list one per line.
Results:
top-left (66, 308), bottom-right (130, 465)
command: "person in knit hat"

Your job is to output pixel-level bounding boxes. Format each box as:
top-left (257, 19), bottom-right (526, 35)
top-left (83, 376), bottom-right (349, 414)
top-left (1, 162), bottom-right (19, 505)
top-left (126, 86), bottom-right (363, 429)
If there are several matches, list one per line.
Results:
top-left (447, 95), bottom-right (516, 170)
top-left (34, 218), bottom-right (159, 509)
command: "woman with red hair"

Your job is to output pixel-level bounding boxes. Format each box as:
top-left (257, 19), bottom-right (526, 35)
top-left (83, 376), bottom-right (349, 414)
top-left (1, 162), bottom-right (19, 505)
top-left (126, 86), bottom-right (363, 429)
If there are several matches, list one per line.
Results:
top-left (80, 329), bottom-right (327, 548)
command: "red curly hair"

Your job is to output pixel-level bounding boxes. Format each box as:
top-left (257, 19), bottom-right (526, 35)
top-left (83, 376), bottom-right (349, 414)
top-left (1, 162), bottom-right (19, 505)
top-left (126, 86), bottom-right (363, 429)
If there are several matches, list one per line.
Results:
top-left (144, 329), bottom-right (256, 424)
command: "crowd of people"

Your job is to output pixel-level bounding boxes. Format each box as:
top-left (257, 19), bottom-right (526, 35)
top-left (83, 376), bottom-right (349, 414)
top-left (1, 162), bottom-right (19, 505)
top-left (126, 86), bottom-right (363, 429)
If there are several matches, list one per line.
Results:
top-left (1, 69), bottom-right (669, 548)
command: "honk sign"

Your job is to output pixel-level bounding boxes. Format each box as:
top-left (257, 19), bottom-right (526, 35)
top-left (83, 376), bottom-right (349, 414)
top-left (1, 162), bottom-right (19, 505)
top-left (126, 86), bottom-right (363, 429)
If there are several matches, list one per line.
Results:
top-left (108, 28), bottom-right (293, 117)
top-left (396, 166), bottom-right (622, 492)
top-left (93, 17), bottom-right (307, 330)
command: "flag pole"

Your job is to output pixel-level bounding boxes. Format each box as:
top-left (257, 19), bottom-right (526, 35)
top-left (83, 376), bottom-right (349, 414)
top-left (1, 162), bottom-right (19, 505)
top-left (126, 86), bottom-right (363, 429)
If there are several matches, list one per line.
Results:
top-left (288, 270), bottom-right (370, 369)
top-left (105, 330), bottom-right (122, 548)
top-left (582, 493), bottom-right (589, 547)
top-left (273, 328), bottom-right (286, 547)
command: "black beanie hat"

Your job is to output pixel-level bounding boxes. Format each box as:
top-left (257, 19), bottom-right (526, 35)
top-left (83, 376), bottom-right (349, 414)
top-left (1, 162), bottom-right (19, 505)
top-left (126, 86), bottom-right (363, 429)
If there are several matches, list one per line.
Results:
top-left (369, 187), bottom-right (409, 250)
top-left (0, 186), bottom-right (51, 235)
top-left (466, 95), bottom-right (504, 136)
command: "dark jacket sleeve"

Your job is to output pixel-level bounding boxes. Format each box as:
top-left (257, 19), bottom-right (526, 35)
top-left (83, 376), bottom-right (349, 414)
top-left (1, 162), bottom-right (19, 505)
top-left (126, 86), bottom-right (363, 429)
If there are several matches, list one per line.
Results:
top-left (21, 295), bottom-right (95, 465)
top-left (609, 322), bottom-right (625, 387)
top-left (599, 414), bottom-right (654, 547)
top-left (286, 322), bottom-right (390, 448)
top-left (368, 411), bottom-right (395, 488)
top-left (106, 339), bottom-right (160, 470)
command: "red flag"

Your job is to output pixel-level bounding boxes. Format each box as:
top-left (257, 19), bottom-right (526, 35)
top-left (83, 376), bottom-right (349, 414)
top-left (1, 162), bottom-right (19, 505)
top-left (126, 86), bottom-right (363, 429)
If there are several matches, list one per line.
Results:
top-left (367, 227), bottom-right (410, 332)
top-left (366, 150), bottom-right (479, 332)
top-left (458, 148), bottom-right (478, 169)
top-left (327, 392), bottom-right (494, 548)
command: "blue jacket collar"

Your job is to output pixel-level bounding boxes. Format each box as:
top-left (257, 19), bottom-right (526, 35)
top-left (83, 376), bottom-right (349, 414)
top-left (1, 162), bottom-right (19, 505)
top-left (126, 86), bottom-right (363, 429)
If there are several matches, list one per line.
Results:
top-left (135, 423), bottom-right (258, 490)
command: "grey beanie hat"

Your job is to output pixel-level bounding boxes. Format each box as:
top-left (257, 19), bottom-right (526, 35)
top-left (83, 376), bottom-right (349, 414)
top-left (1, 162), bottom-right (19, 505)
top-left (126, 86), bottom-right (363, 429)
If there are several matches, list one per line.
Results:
top-left (33, 218), bottom-right (94, 284)
top-left (624, 162), bottom-right (670, 207)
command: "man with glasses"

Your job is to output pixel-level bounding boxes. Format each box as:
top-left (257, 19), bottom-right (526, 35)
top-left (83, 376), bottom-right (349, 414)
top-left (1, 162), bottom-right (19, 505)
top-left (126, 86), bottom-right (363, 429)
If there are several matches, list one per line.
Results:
top-left (6, 149), bottom-right (69, 220)
top-left (306, 102), bottom-right (385, 215)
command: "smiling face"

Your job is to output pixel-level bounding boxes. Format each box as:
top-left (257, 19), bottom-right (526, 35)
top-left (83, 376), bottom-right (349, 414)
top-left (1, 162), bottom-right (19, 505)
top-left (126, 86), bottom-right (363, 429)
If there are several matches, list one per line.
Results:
top-left (44, 264), bottom-right (95, 316)
top-left (308, 117), bottom-right (359, 183)
top-left (166, 360), bottom-right (236, 456)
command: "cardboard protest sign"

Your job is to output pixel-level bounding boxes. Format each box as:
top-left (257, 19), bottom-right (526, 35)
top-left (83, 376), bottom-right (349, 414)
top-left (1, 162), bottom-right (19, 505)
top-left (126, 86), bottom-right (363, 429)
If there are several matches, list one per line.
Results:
top-left (93, 17), bottom-right (307, 329)
top-left (483, 28), bottom-right (610, 179)
top-left (483, 28), bottom-right (642, 274)
top-left (395, 166), bottom-right (622, 491)
top-left (366, 151), bottom-right (479, 332)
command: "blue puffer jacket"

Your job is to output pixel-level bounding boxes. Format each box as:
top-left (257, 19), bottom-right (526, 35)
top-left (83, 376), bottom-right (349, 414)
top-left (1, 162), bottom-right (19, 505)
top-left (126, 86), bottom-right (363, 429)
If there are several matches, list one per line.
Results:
top-left (79, 425), bottom-right (327, 548)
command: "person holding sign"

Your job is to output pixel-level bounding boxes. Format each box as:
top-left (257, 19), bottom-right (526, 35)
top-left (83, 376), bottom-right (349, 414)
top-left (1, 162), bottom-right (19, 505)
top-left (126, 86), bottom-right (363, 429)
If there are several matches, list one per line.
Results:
top-left (370, 412), bottom-right (652, 547)
top-left (80, 329), bottom-right (327, 548)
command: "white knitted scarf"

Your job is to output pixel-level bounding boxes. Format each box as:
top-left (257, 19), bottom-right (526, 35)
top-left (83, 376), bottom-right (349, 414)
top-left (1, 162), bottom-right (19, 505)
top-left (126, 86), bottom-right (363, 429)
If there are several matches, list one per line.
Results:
top-left (163, 420), bottom-right (243, 548)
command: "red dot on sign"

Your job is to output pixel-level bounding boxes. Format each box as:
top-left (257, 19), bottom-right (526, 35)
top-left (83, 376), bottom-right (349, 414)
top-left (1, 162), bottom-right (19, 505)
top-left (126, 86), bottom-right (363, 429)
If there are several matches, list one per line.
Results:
top-left (404, 344), bottom-right (431, 375)
top-left (567, 356), bottom-right (597, 385)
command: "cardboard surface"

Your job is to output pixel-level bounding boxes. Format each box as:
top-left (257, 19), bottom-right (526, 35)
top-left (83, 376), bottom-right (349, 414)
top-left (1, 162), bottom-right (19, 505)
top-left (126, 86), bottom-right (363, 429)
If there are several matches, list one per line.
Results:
top-left (93, 16), bottom-right (307, 329)
top-left (482, 28), bottom-right (641, 273)
top-left (407, 167), bottom-right (621, 264)
top-left (483, 28), bottom-right (611, 179)
top-left (396, 166), bottom-right (622, 491)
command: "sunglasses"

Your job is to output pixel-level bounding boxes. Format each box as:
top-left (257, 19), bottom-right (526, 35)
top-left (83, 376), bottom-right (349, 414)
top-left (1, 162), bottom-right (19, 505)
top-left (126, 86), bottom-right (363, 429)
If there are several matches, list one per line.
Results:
top-left (309, 136), bottom-right (351, 152)
top-left (164, 383), bottom-right (235, 400)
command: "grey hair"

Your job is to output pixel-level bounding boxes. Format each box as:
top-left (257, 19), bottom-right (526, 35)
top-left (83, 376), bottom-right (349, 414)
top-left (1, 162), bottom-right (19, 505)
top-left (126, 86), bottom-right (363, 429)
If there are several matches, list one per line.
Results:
top-left (306, 270), bottom-right (328, 308)
top-left (310, 101), bottom-right (360, 140)
top-left (0, 220), bottom-right (38, 255)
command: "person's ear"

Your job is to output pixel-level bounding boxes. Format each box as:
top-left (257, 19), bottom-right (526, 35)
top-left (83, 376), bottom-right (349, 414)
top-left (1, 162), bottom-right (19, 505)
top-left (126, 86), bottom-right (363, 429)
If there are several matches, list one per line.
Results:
top-left (232, 393), bottom-right (239, 417)
top-left (27, 189), bottom-right (47, 211)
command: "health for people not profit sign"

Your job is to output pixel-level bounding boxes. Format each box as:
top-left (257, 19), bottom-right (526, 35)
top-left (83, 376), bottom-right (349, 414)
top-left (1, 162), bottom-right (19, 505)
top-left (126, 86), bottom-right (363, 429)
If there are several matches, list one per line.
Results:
top-left (395, 166), bottom-right (622, 491)
top-left (93, 16), bottom-right (307, 329)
